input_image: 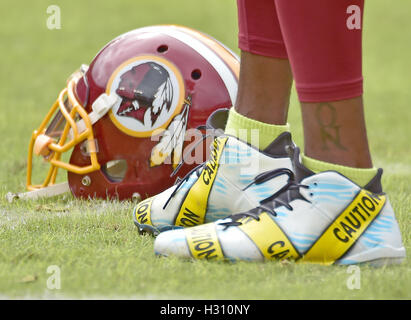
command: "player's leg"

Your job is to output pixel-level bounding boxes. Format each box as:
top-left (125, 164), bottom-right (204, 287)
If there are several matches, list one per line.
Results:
top-left (235, 51), bottom-right (292, 126)
top-left (225, 0), bottom-right (293, 150)
top-left (275, 0), bottom-right (376, 186)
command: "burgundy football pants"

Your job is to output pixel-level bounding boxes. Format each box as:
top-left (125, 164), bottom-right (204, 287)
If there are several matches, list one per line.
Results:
top-left (237, 0), bottom-right (364, 102)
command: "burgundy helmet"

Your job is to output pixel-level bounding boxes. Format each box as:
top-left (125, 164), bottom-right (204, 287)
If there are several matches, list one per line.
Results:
top-left (26, 25), bottom-right (239, 200)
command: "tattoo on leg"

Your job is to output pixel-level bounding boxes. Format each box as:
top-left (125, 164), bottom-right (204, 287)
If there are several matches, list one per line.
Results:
top-left (315, 103), bottom-right (347, 151)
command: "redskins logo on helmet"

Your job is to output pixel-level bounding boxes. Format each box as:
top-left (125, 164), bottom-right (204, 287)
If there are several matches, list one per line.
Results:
top-left (22, 25), bottom-right (239, 201)
top-left (108, 57), bottom-right (185, 137)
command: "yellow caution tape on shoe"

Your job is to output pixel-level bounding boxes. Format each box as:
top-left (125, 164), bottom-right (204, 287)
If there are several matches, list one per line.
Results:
top-left (134, 196), bottom-right (154, 226)
top-left (185, 223), bottom-right (224, 260)
top-left (238, 212), bottom-right (300, 261)
top-left (174, 137), bottom-right (228, 227)
top-left (300, 189), bottom-right (386, 265)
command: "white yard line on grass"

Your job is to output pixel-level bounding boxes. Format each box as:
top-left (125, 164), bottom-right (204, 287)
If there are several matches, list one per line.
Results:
top-left (0, 200), bottom-right (133, 229)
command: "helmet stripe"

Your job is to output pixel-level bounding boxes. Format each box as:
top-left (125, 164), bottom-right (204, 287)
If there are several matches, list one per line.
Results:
top-left (170, 24), bottom-right (240, 79)
top-left (132, 25), bottom-right (239, 106)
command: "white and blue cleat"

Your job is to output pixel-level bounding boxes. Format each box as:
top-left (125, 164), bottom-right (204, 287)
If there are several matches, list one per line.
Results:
top-left (133, 109), bottom-right (295, 235)
top-left (154, 148), bottom-right (406, 266)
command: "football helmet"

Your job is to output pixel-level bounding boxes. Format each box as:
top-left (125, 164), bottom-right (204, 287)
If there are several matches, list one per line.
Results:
top-left (25, 25), bottom-right (239, 200)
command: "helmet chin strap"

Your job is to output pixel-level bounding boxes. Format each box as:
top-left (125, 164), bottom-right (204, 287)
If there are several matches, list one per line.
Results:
top-left (6, 182), bottom-right (70, 203)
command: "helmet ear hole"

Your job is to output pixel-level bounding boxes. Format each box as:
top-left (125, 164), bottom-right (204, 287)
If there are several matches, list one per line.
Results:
top-left (157, 45), bottom-right (168, 53)
top-left (191, 69), bottom-right (202, 80)
top-left (101, 160), bottom-right (128, 182)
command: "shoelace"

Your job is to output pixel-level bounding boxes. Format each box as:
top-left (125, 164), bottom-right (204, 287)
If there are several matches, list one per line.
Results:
top-left (218, 168), bottom-right (310, 230)
top-left (163, 128), bottom-right (223, 210)
top-left (169, 125), bottom-right (215, 178)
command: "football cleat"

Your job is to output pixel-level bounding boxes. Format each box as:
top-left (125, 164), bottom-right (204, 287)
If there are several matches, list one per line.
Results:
top-left (133, 108), bottom-right (295, 235)
top-left (154, 148), bottom-right (406, 266)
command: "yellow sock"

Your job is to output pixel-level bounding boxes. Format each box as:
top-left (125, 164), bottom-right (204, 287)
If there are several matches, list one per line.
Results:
top-left (302, 154), bottom-right (378, 187)
top-left (224, 108), bottom-right (289, 150)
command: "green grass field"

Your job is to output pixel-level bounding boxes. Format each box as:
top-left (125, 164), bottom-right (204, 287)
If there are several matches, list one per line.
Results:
top-left (0, 0), bottom-right (410, 299)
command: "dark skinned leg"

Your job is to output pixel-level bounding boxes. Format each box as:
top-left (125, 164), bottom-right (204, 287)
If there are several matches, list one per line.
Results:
top-left (234, 51), bottom-right (293, 126)
top-left (300, 96), bottom-right (373, 168)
